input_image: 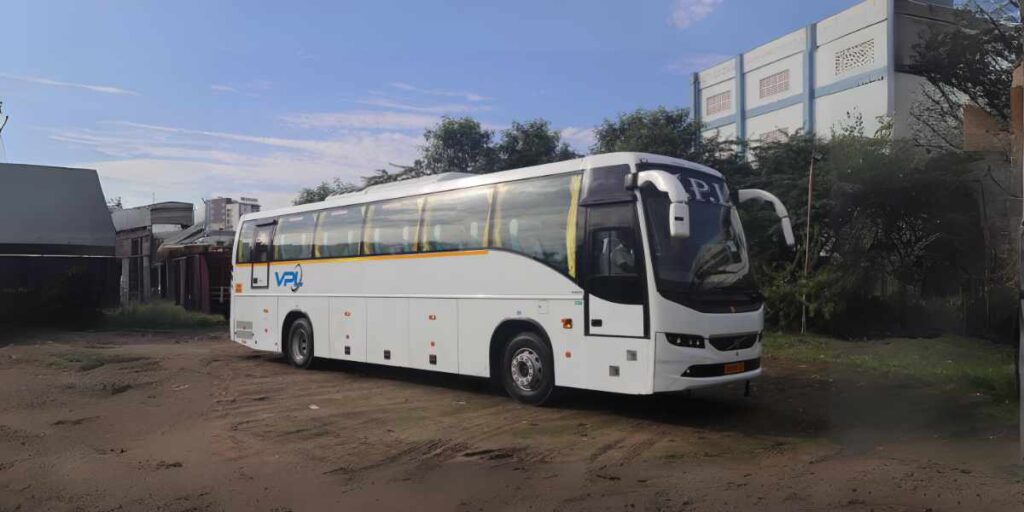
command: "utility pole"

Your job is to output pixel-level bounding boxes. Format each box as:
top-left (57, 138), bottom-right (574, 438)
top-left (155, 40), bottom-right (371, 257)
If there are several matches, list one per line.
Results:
top-left (1017, 0), bottom-right (1023, 464)
top-left (801, 151), bottom-right (822, 334)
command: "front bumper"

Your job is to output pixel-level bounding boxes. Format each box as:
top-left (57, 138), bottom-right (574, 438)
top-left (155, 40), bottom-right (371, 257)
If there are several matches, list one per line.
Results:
top-left (653, 333), bottom-right (762, 392)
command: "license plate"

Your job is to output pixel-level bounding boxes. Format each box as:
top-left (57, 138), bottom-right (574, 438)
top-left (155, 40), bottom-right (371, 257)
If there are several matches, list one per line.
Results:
top-left (723, 362), bottom-right (745, 375)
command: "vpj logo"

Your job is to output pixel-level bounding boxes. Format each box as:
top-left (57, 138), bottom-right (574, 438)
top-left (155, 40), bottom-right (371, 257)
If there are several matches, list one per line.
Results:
top-left (275, 264), bottom-right (304, 292)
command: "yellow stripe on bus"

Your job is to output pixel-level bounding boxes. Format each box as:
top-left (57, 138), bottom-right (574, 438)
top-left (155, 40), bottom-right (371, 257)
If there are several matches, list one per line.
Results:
top-left (264, 249), bottom-right (489, 266)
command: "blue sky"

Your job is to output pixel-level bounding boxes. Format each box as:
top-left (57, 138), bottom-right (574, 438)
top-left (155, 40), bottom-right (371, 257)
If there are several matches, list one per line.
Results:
top-left (1, 0), bottom-right (853, 210)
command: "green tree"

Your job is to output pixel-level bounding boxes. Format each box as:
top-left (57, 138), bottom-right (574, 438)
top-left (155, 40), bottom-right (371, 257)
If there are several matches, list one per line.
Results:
top-left (590, 107), bottom-right (705, 159)
top-left (909, 4), bottom-right (1022, 150)
top-left (494, 119), bottom-right (579, 171)
top-left (421, 116), bottom-right (496, 175)
top-left (293, 178), bottom-right (360, 205)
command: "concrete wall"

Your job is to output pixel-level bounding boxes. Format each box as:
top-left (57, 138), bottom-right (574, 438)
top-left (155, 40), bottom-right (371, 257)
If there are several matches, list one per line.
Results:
top-left (693, 0), bottom-right (960, 147)
top-left (694, 0), bottom-right (898, 145)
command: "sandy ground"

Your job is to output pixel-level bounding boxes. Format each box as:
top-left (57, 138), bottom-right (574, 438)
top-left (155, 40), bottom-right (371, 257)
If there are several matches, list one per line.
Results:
top-left (0, 328), bottom-right (1021, 512)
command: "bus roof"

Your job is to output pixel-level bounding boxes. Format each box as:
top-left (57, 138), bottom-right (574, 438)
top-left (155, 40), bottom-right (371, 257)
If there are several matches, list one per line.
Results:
top-left (242, 152), bottom-right (723, 223)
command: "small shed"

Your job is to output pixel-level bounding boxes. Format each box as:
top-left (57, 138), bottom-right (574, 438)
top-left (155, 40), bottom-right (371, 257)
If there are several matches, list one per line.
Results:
top-left (0, 163), bottom-right (120, 322)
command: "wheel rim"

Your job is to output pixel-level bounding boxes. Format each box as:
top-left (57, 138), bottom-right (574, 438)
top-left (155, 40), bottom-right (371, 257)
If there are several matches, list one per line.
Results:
top-left (290, 328), bottom-right (310, 363)
top-left (510, 347), bottom-right (543, 392)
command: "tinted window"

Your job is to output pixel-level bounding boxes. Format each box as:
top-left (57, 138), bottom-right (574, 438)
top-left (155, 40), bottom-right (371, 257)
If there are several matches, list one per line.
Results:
top-left (315, 206), bottom-right (364, 258)
top-left (422, 187), bottom-right (492, 252)
top-left (492, 174), bottom-right (581, 276)
top-left (580, 164), bottom-right (633, 205)
top-left (273, 214), bottom-right (317, 260)
top-left (236, 221), bottom-right (255, 263)
top-left (364, 198), bottom-right (422, 255)
top-left (591, 228), bottom-right (639, 277)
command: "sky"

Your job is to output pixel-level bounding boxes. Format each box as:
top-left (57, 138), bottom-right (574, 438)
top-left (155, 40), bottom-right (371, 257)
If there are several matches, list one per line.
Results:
top-left (1, 0), bottom-right (854, 211)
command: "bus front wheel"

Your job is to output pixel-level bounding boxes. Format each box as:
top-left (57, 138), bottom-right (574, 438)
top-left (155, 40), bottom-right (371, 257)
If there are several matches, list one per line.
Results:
top-left (285, 317), bottom-right (315, 369)
top-left (501, 332), bottom-right (554, 405)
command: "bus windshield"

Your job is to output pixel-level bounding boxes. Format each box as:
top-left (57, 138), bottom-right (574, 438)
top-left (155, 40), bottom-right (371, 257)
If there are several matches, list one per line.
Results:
top-left (639, 164), bottom-right (758, 312)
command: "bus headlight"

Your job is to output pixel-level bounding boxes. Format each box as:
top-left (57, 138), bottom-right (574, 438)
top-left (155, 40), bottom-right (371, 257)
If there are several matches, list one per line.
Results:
top-left (665, 333), bottom-right (705, 349)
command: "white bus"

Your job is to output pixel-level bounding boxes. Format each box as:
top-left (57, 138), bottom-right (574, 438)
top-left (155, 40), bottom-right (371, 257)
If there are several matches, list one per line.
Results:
top-left (230, 152), bottom-right (794, 404)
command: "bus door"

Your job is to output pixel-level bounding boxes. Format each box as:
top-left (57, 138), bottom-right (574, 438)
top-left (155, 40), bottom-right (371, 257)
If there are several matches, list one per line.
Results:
top-left (581, 203), bottom-right (647, 338)
top-left (250, 221), bottom-right (275, 289)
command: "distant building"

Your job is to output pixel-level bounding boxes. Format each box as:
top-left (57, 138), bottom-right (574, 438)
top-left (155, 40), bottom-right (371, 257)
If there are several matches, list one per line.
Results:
top-left (692, 0), bottom-right (958, 145)
top-left (157, 196), bottom-right (260, 317)
top-left (0, 164), bottom-right (119, 321)
top-left (111, 201), bottom-right (194, 302)
top-left (205, 197), bottom-right (260, 232)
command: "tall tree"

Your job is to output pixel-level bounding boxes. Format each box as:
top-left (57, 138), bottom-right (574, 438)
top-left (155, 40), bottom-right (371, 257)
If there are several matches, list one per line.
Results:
top-left (420, 116), bottom-right (496, 175)
top-left (494, 119), bottom-right (579, 171)
top-left (293, 178), bottom-right (360, 205)
top-left (590, 107), bottom-right (704, 159)
top-left (909, 4), bottom-right (1022, 151)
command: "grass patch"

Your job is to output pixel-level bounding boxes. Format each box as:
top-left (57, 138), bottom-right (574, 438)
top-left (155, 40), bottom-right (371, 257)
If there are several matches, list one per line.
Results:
top-left (764, 333), bottom-right (1018, 406)
top-left (102, 300), bottom-right (226, 331)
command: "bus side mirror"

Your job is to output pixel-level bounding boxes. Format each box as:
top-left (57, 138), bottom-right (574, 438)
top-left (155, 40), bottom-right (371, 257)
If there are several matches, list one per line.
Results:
top-left (737, 189), bottom-right (796, 248)
top-left (636, 170), bottom-right (691, 239)
top-left (669, 203), bottom-right (690, 239)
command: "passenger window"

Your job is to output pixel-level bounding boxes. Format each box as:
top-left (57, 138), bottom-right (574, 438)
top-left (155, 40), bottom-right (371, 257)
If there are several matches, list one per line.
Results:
top-left (272, 214), bottom-right (316, 260)
top-left (315, 206), bottom-right (364, 258)
top-left (421, 187), bottom-right (492, 252)
top-left (492, 174), bottom-right (581, 277)
top-left (364, 198), bottom-right (423, 255)
top-left (236, 221), bottom-right (255, 263)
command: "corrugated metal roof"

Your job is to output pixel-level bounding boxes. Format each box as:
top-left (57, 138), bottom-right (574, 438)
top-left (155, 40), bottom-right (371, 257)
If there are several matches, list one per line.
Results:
top-left (0, 163), bottom-right (115, 255)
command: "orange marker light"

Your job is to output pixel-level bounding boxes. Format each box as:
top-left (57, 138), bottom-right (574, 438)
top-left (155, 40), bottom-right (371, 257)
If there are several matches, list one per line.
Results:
top-left (430, 341), bottom-right (436, 347)
top-left (344, 311), bottom-right (351, 317)
top-left (428, 314), bottom-right (437, 321)
top-left (561, 318), bottom-right (573, 329)
top-left (234, 283), bottom-right (242, 293)
top-left (565, 351), bottom-right (572, 359)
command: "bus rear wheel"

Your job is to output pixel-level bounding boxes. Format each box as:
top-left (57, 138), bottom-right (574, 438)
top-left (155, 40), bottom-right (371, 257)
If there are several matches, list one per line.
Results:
top-left (501, 332), bottom-right (554, 405)
top-left (285, 317), bottom-right (315, 369)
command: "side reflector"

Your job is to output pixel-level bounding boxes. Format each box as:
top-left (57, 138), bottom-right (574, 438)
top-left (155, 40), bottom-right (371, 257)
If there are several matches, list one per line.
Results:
top-left (565, 351), bottom-right (572, 359)
top-left (234, 283), bottom-right (242, 293)
top-left (561, 318), bottom-right (573, 329)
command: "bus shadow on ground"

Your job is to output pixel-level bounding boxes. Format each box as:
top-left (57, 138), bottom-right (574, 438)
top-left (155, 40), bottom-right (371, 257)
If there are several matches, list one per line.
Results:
top-left (263, 354), bottom-right (834, 440)
top-left (263, 353), bottom-right (1013, 446)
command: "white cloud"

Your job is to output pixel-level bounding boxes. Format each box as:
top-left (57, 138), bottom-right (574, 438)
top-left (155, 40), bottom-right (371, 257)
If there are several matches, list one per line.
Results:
top-left (664, 53), bottom-right (731, 75)
top-left (282, 111), bottom-right (440, 130)
top-left (560, 127), bottom-right (596, 152)
top-left (55, 120), bottom-right (421, 210)
top-left (389, 82), bottom-right (490, 102)
top-left (357, 98), bottom-right (490, 114)
top-left (0, 73), bottom-right (139, 96)
top-left (669, 0), bottom-right (724, 29)
top-left (210, 84), bottom-right (239, 93)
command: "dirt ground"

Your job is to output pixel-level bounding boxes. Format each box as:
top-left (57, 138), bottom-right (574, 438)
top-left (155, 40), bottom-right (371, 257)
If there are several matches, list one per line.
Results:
top-left (0, 328), bottom-right (1021, 512)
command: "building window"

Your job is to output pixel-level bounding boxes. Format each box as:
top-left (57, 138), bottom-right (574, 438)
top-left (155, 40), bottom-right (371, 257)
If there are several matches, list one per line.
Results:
top-left (705, 90), bottom-right (732, 116)
top-left (835, 39), bottom-right (876, 76)
top-left (759, 70), bottom-right (790, 99)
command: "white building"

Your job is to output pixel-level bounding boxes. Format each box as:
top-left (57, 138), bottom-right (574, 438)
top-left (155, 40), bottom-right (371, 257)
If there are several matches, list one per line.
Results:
top-left (205, 196), bottom-right (260, 231)
top-left (692, 0), bottom-right (958, 144)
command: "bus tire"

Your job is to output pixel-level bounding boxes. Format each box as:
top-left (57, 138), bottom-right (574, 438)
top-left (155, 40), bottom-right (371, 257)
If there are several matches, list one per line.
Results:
top-left (501, 332), bottom-right (555, 405)
top-left (285, 317), bottom-right (315, 369)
